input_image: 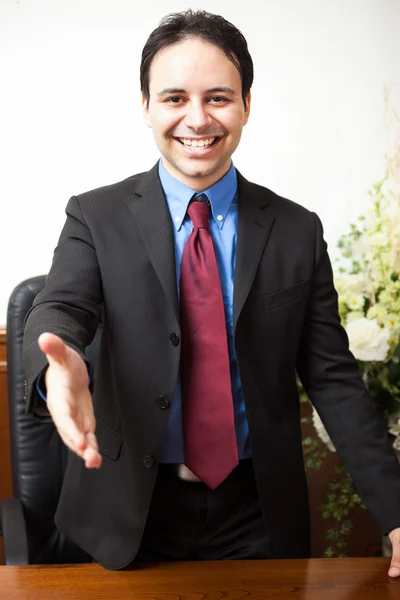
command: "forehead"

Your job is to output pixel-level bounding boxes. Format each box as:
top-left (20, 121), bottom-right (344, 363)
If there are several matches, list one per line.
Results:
top-left (148, 38), bottom-right (241, 91)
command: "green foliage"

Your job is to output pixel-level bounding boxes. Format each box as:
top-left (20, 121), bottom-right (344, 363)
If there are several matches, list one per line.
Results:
top-left (300, 383), bottom-right (366, 558)
top-left (302, 436), bottom-right (328, 471)
top-left (320, 464), bottom-right (366, 558)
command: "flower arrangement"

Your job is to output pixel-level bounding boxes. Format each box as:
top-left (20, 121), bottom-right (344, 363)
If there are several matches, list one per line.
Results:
top-left (301, 122), bottom-right (400, 557)
top-left (320, 141), bottom-right (400, 451)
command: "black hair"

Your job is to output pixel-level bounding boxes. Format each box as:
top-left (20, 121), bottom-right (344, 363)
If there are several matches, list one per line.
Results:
top-left (140, 9), bottom-right (253, 107)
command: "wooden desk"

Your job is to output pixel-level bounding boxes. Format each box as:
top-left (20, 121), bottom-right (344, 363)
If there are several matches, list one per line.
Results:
top-left (0, 558), bottom-right (399, 600)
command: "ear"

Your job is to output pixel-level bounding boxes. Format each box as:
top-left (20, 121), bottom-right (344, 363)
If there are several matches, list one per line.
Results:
top-left (243, 92), bottom-right (251, 125)
top-left (142, 94), bottom-right (152, 128)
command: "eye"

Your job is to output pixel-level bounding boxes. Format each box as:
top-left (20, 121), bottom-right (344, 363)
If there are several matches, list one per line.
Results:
top-left (209, 96), bottom-right (229, 104)
top-left (165, 96), bottom-right (185, 104)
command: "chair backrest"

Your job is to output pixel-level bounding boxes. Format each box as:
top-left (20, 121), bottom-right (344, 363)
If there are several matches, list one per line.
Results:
top-left (6, 276), bottom-right (101, 563)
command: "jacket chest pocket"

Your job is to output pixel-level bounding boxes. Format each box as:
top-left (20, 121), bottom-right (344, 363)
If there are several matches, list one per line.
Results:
top-left (262, 280), bottom-right (309, 312)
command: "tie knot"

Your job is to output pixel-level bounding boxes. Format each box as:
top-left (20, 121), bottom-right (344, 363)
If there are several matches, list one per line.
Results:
top-left (188, 195), bottom-right (210, 229)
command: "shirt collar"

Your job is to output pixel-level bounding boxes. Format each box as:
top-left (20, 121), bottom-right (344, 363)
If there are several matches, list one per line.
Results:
top-left (158, 158), bottom-right (238, 231)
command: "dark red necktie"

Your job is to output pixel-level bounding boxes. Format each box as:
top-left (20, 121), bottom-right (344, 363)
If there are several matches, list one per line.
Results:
top-left (180, 195), bottom-right (239, 489)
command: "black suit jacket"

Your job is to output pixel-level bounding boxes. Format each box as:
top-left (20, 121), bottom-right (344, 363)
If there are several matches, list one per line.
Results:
top-left (23, 163), bottom-right (400, 569)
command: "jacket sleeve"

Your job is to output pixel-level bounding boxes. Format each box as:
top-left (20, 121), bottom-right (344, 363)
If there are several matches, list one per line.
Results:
top-left (297, 211), bottom-right (400, 535)
top-left (22, 195), bottom-right (102, 415)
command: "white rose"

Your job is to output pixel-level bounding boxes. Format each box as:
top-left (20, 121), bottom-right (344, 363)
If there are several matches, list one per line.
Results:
top-left (382, 313), bottom-right (400, 332)
top-left (346, 294), bottom-right (365, 311)
top-left (346, 317), bottom-right (390, 361)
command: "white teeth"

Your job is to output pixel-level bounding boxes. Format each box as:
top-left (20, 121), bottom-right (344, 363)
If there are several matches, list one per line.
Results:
top-left (180, 137), bottom-right (216, 147)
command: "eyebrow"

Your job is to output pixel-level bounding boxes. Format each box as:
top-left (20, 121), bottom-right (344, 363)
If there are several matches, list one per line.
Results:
top-left (157, 86), bottom-right (236, 97)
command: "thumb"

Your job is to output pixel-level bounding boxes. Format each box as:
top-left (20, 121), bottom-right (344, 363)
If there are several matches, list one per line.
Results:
top-left (38, 332), bottom-right (67, 366)
top-left (389, 558), bottom-right (400, 578)
top-left (388, 529), bottom-right (400, 577)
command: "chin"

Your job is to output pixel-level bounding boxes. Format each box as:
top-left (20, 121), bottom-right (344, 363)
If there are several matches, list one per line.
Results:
top-left (180, 160), bottom-right (220, 177)
top-left (185, 165), bottom-right (213, 177)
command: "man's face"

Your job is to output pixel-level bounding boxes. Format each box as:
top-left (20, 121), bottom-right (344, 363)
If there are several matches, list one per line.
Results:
top-left (142, 37), bottom-right (251, 190)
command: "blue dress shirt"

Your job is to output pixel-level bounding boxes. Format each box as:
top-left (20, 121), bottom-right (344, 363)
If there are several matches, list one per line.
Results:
top-left (158, 159), bottom-right (251, 462)
top-left (36, 159), bottom-right (252, 462)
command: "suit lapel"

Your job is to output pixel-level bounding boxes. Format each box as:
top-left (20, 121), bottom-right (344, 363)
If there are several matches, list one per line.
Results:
top-left (125, 164), bottom-right (275, 327)
top-left (126, 163), bottom-right (179, 321)
top-left (233, 171), bottom-right (275, 329)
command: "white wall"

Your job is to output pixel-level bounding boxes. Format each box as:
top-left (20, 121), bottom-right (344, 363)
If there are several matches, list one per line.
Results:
top-left (1, 0), bottom-right (400, 323)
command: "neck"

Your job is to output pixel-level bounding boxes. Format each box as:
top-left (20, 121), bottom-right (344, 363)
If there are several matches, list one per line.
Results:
top-left (161, 159), bottom-right (232, 191)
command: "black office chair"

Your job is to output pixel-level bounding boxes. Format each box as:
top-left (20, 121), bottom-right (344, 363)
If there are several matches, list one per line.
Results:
top-left (0, 276), bottom-right (102, 564)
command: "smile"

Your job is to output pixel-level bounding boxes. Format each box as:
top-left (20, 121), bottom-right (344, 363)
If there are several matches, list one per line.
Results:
top-left (176, 137), bottom-right (218, 148)
top-left (173, 136), bottom-right (221, 156)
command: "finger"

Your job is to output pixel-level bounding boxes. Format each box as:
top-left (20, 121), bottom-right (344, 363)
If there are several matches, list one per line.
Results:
top-left (38, 333), bottom-right (66, 365)
top-left (83, 433), bottom-right (102, 469)
top-left (58, 429), bottom-right (101, 468)
top-left (389, 558), bottom-right (400, 578)
top-left (57, 415), bottom-right (87, 451)
top-left (388, 531), bottom-right (400, 577)
top-left (60, 429), bottom-right (101, 469)
top-left (58, 430), bottom-right (86, 460)
top-left (86, 432), bottom-right (99, 452)
top-left (83, 446), bottom-right (102, 469)
top-left (56, 419), bottom-right (101, 467)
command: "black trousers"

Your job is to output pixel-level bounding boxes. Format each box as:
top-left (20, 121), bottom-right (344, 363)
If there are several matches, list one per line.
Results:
top-left (134, 458), bottom-right (271, 562)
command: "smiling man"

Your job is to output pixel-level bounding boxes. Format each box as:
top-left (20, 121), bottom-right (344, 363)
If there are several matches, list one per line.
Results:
top-left (142, 36), bottom-right (250, 190)
top-left (23, 10), bottom-right (400, 573)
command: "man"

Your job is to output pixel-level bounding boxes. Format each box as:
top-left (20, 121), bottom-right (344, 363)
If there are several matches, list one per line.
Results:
top-left (23, 10), bottom-right (400, 573)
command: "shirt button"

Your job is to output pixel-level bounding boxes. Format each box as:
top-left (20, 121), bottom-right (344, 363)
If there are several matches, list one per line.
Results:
top-left (169, 332), bottom-right (180, 346)
top-left (157, 396), bottom-right (170, 409)
top-left (143, 455), bottom-right (155, 468)
top-left (175, 216), bottom-right (181, 223)
top-left (217, 215), bottom-right (223, 221)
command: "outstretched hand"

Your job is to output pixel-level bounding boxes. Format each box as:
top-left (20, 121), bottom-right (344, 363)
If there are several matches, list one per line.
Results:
top-left (38, 332), bottom-right (102, 469)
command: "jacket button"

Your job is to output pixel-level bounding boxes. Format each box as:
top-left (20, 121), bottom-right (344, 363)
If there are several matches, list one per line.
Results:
top-left (143, 455), bottom-right (155, 468)
top-left (169, 332), bottom-right (180, 346)
top-left (157, 396), bottom-right (169, 409)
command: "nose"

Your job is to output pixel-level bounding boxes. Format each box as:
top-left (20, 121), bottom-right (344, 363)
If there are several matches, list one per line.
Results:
top-left (184, 99), bottom-right (212, 131)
